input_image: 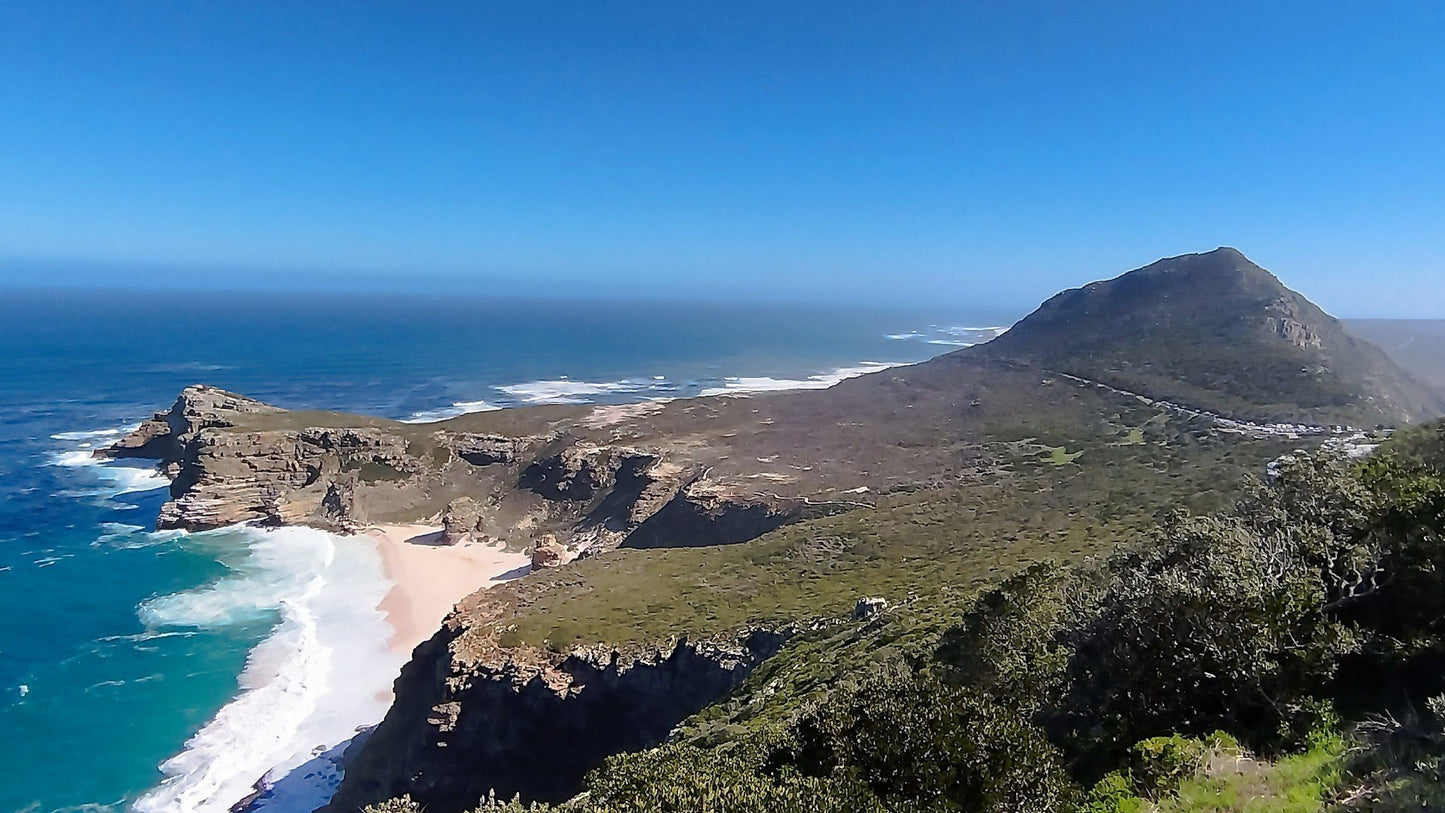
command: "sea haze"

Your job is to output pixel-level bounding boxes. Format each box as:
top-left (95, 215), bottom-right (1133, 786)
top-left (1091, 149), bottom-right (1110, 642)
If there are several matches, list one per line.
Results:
top-left (0, 288), bottom-right (1012, 812)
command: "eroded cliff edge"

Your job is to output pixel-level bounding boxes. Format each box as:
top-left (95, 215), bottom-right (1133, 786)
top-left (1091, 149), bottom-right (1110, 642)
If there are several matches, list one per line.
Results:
top-left (95, 383), bottom-right (851, 555)
top-left (326, 586), bottom-right (789, 811)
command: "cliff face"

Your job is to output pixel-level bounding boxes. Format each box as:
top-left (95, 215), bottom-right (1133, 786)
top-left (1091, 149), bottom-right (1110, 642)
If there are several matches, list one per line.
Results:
top-left (98, 386), bottom-right (817, 552)
top-left (326, 588), bottom-right (788, 812)
top-left (98, 386), bottom-right (437, 532)
top-left (96, 384), bottom-right (281, 465)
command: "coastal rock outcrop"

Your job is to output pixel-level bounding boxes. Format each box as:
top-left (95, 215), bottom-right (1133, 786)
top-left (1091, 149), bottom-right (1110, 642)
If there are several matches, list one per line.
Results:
top-left (93, 384), bottom-right (280, 463)
top-left (453, 433), bottom-right (538, 466)
top-left (325, 590), bottom-right (789, 812)
top-left (519, 442), bottom-right (616, 502)
top-left (100, 389), bottom-right (821, 550)
top-left (147, 423), bottom-right (433, 532)
top-left (529, 534), bottom-right (566, 569)
top-left (621, 479), bottom-right (801, 549)
top-left (441, 498), bottom-right (481, 545)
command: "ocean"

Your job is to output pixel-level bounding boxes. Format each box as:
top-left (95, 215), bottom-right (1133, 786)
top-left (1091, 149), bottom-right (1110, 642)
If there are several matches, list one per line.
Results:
top-left (0, 289), bottom-right (1013, 812)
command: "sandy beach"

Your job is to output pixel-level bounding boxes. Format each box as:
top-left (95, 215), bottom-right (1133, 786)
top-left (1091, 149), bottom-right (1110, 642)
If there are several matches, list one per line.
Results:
top-left (368, 524), bottom-right (532, 655)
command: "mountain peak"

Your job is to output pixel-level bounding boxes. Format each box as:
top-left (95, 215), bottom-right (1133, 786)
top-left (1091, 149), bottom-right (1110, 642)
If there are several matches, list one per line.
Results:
top-left (975, 250), bottom-right (1445, 425)
top-left (1105, 247), bottom-right (1285, 295)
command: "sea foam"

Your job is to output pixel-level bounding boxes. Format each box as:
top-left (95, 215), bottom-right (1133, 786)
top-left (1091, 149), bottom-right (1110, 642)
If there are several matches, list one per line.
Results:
top-left (884, 324), bottom-right (1012, 348)
top-left (496, 377), bottom-right (667, 405)
top-left (491, 363), bottom-right (899, 406)
top-left (698, 361), bottom-right (904, 397)
top-left (50, 427), bottom-right (170, 498)
top-left (400, 399), bottom-right (502, 423)
top-left (133, 526), bottom-right (402, 813)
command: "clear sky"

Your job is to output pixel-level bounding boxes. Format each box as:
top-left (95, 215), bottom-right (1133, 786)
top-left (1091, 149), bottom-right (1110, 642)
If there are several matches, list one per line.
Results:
top-left (1, 2), bottom-right (1442, 316)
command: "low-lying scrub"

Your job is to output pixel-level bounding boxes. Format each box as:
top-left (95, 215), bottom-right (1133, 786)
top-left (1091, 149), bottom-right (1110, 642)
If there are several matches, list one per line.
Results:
top-left (368, 422), bottom-right (1445, 813)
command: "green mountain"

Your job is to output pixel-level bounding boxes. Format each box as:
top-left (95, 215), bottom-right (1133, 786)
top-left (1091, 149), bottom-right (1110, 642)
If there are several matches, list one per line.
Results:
top-left (974, 247), bottom-right (1445, 425)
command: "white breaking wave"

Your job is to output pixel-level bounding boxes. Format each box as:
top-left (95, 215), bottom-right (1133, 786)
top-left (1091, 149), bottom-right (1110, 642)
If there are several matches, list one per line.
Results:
top-left (400, 398), bottom-right (503, 423)
top-left (133, 526), bottom-right (403, 813)
top-left (406, 358), bottom-right (940, 416)
top-left (496, 377), bottom-right (668, 405)
top-left (95, 522), bottom-right (187, 551)
top-left (885, 324), bottom-right (1012, 348)
top-left (500, 379), bottom-right (612, 404)
top-left (698, 362), bottom-right (905, 397)
top-left (493, 363), bottom-right (911, 406)
top-left (50, 427), bottom-right (128, 442)
top-left (50, 426), bottom-right (171, 498)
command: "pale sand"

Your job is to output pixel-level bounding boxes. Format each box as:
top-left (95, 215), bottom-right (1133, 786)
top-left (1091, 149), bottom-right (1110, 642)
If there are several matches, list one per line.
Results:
top-left (369, 524), bottom-right (532, 655)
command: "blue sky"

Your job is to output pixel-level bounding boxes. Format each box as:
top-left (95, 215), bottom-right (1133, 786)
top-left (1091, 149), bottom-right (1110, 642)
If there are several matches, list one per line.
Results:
top-left (1, 2), bottom-right (1442, 315)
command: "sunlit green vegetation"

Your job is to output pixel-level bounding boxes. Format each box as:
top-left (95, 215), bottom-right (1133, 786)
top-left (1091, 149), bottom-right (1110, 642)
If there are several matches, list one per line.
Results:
top-left (371, 422), bottom-right (1445, 812)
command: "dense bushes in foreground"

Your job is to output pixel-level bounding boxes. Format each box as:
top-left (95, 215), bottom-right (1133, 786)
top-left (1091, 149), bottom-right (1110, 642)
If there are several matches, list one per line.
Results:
top-left (369, 424), bottom-right (1445, 812)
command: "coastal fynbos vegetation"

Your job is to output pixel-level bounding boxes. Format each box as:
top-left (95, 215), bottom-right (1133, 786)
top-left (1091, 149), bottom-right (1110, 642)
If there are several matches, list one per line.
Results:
top-left (369, 422), bottom-right (1445, 812)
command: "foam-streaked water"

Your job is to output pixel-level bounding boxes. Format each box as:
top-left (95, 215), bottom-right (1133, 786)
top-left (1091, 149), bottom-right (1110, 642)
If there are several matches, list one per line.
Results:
top-left (132, 526), bottom-right (400, 813)
top-left (0, 289), bottom-right (1013, 811)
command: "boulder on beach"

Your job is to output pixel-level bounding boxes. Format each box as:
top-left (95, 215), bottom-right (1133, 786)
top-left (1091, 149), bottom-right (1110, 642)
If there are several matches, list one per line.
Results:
top-left (531, 534), bottom-right (567, 569)
top-left (440, 497), bottom-right (481, 545)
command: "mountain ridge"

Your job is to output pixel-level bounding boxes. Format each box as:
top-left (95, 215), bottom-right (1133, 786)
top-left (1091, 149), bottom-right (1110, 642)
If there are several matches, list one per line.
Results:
top-left (971, 247), bottom-right (1445, 425)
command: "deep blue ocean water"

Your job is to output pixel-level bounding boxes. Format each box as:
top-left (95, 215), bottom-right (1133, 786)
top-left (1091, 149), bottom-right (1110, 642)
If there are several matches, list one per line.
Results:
top-left (0, 289), bottom-right (1012, 812)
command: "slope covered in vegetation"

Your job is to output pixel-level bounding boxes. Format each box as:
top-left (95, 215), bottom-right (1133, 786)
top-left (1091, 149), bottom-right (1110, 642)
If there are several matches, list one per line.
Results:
top-left (369, 421), bottom-right (1445, 812)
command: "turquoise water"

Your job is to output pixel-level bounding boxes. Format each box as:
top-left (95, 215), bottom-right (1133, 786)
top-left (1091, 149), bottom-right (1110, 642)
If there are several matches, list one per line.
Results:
top-left (0, 290), bottom-right (1011, 811)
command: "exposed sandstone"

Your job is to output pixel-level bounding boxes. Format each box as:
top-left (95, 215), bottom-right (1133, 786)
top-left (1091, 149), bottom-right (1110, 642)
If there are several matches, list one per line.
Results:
top-left (100, 388), bottom-right (824, 548)
top-left (93, 384), bottom-right (280, 463)
top-left (519, 442), bottom-right (615, 501)
top-left (440, 497), bottom-right (481, 545)
top-left (529, 534), bottom-right (566, 569)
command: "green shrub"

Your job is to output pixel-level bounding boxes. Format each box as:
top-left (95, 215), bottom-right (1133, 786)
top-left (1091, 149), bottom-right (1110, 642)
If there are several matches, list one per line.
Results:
top-left (935, 562), bottom-right (1076, 711)
top-left (581, 743), bottom-right (885, 813)
top-left (1064, 512), bottom-right (1352, 762)
top-left (1080, 773), bottom-right (1146, 813)
top-left (1128, 733), bottom-right (1238, 796)
top-left (781, 669), bottom-right (1079, 812)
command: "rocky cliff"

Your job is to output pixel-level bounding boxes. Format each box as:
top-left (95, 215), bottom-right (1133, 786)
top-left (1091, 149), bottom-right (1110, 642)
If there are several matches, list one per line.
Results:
top-left (98, 385), bottom-right (831, 553)
top-left (326, 587), bottom-right (789, 812)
